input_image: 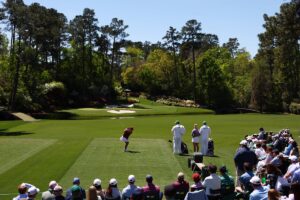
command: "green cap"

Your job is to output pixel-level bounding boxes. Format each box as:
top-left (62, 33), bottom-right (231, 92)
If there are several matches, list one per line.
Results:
top-left (203, 121), bottom-right (207, 125)
top-left (71, 185), bottom-right (80, 192)
top-left (175, 120), bottom-right (180, 124)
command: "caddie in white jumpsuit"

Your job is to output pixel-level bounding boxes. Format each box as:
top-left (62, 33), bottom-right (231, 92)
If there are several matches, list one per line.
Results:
top-left (199, 121), bottom-right (211, 155)
top-left (171, 120), bottom-right (186, 154)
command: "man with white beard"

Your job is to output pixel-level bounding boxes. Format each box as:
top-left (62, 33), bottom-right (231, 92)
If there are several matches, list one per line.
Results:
top-left (200, 121), bottom-right (211, 155)
top-left (171, 120), bottom-right (186, 154)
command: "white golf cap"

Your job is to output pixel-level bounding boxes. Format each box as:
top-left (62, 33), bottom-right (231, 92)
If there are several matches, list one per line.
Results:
top-left (250, 176), bottom-right (261, 185)
top-left (93, 178), bottom-right (101, 186)
top-left (109, 178), bottom-right (117, 186)
top-left (289, 155), bottom-right (298, 162)
top-left (240, 140), bottom-right (247, 145)
top-left (49, 180), bottom-right (57, 189)
top-left (28, 187), bottom-right (40, 196)
top-left (128, 175), bottom-right (135, 183)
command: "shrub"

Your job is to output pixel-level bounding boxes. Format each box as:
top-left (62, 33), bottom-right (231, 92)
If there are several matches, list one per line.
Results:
top-left (289, 102), bottom-right (300, 114)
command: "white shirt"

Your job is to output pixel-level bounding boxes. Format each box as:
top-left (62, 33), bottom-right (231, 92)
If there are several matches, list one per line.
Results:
top-left (199, 125), bottom-right (211, 141)
top-left (255, 148), bottom-right (266, 159)
top-left (171, 124), bottom-right (185, 138)
top-left (202, 173), bottom-right (221, 196)
top-left (287, 162), bottom-right (300, 175)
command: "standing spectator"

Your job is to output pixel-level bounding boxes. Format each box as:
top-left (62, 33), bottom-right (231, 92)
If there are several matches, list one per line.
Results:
top-left (191, 124), bottom-right (200, 153)
top-left (254, 142), bottom-right (266, 160)
top-left (105, 178), bottom-right (121, 199)
top-left (202, 164), bottom-right (221, 200)
top-left (249, 176), bottom-right (268, 200)
top-left (199, 121), bottom-right (211, 155)
top-left (239, 162), bottom-right (254, 193)
top-left (53, 185), bottom-right (65, 200)
top-left (122, 175), bottom-right (140, 200)
top-left (93, 178), bottom-right (105, 200)
top-left (257, 128), bottom-right (266, 140)
top-left (42, 180), bottom-right (57, 200)
top-left (120, 127), bottom-right (134, 152)
top-left (234, 140), bottom-right (258, 186)
top-left (171, 121), bottom-right (186, 154)
top-left (66, 177), bottom-right (86, 200)
top-left (190, 173), bottom-right (203, 191)
top-left (87, 186), bottom-right (98, 200)
top-left (142, 174), bottom-right (162, 200)
top-left (28, 186), bottom-right (40, 200)
top-left (172, 172), bottom-right (189, 200)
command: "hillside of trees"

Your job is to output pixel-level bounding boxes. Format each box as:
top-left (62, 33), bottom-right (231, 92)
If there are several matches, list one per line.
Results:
top-left (0, 0), bottom-right (299, 113)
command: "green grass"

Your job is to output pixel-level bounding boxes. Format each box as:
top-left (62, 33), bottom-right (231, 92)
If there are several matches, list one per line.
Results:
top-left (0, 105), bottom-right (300, 200)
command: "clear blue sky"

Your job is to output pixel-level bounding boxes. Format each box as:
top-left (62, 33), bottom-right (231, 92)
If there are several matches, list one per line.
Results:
top-left (22, 0), bottom-right (285, 57)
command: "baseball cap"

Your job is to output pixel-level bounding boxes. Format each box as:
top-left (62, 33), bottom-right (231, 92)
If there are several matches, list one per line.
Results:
top-left (73, 177), bottom-right (80, 184)
top-left (49, 180), bottom-right (57, 189)
top-left (250, 176), bottom-right (261, 185)
top-left (175, 120), bottom-right (180, 124)
top-left (203, 121), bottom-right (207, 125)
top-left (177, 172), bottom-right (184, 178)
top-left (93, 178), bottom-right (101, 186)
top-left (240, 140), bottom-right (247, 145)
top-left (128, 175), bottom-right (135, 183)
top-left (53, 185), bottom-right (62, 192)
top-left (192, 173), bottom-right (200, 182)
top-left (146, 175), bottom-right (153, 182)
top-left (28, 187), bottom-right (40, 196)
top-left (109, 178), bottom-right (117, 186)
top-left (289, 155), bottom-right (298, 162)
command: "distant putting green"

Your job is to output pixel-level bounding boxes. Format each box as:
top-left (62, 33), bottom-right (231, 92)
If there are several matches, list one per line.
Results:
top-left (59, 138), bottom-right (183, 189)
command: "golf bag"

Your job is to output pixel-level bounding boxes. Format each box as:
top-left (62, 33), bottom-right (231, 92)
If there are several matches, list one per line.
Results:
top-left (181, 142), bottom-right (189, 154)
top-left (207, 138), bottom-right (214, 156)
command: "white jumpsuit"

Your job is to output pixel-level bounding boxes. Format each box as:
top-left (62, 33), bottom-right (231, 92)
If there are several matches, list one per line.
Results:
top-left (199, 125), bottom-right (211, 155)
top-left (171, 124), bottom-right (186, 154)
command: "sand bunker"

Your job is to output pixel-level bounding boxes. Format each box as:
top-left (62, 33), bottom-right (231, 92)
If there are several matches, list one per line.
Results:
top-left (107, 110), bottom-right (136, 114)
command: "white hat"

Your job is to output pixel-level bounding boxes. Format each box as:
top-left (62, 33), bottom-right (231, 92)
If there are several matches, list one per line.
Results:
top-left (49, 180), bottom-right (57, 189)
top-left (128, 175), bottom-right (135, 183)
top-left (250, 176), bottom-right (261, 185)
top-left (240, 140), bottom-right (247, 145)
top-left (289, 155), bottom-right (298, 162)
top-left (109, 178), bottom-right (117, 186)
top-left (28, 187), bottom-right (40, 196)
top-left (53, 185), bottom-right (62, 191)
top-left (93, 178), bottom-right (101, 186)
top-left (177, 172), bottom-right (184, 178)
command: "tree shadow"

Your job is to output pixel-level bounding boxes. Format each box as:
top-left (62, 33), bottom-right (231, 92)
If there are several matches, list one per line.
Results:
top-left (0, 129), bottom-right (34, 136)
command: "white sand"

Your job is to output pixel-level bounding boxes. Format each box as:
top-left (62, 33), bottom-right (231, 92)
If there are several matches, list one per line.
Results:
top-left (107, 110), bottom-right (136, 114)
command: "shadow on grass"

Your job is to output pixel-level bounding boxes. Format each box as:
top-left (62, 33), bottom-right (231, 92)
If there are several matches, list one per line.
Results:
top-left (31, 112), bottom-right (78, 120)
top-left (126, 150), bottom-right (141, 153)
top-left (0, 129), bottom-right (33, 136)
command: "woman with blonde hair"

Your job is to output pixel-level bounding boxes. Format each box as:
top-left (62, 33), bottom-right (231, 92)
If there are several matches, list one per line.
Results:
top-left (87, 186), bottom-right (98, 200)
top-left (268, 189), bottom-right (280, 200)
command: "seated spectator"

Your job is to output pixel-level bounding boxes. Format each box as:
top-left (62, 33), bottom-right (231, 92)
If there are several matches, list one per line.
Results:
top-left (290, 141), bottom-right (299, 157)
top-left (105, 178), bottom-right (121, 200)
top-left (122, 175), bottom-right (140, 200)
top-left (66, 177), bottom-right (86, 200)
top-left (172, 172), bottom-right (189, 200)
top-left (28, 186), bottom-right (40, 200)
top-left (142, 175), bottom-right (162, 200)
top-left (183, 189), bottom-right (208, 200)
top-left (257, 128), bottom-right (266, 140)
top-left (284, 155), bottom-right (300, 181)
top-left (239, 162), bottom-right (254, 193)
top-left (249, 176), bottom-right (268, 200)
top-left (202, 164), bottom-right (221, 200)
top-left (255, 142), bottom-right (266, 160)
top-left (218, 166), bottom-right (234, 196)
top-left (13, 183), bottom-right (35, 200)
top-left (270, 149), bottom-right (282, 167)
top-left (190, 173), bottom-right (203, 191)
top-left (93, 178), bottom-right (105, 200)
top-left (164, 184), bottom-right (176, 200)
top-left (289, 182), bottom-right (300, 200)
top-left (264, 145), bottom-right (274, 165)
top-left (87, 186), bottom-right (98, 200)
top-left (268, 189), bottom-right (280, 200)
top-left (53, 185), bottom-right (65, 200)
top-left (42, 180), bottom-right (57, 200)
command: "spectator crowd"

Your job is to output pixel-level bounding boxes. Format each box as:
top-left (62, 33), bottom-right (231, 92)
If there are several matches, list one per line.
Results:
top-left (11, 128), bottom-right (300, 200)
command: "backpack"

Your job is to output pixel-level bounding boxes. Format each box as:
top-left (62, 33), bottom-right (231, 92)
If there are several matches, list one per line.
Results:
top-left (181, 142), bottom-right (188, 154)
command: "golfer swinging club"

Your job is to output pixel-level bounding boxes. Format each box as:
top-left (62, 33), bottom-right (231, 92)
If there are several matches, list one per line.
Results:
top-left (120, 127), bottom-right (134, 152)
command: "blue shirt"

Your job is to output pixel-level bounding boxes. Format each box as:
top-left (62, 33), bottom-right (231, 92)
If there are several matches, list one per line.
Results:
top-left (239, 171), bottom-right (254, 190)
top-left (292, 168), bottom-right (300, 183)
top-left (249, 186), bottom-right (269, 200)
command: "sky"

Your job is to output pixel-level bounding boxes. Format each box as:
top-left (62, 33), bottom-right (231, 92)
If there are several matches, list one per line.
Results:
top-left (21, 0), bottom-right (286, 57)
